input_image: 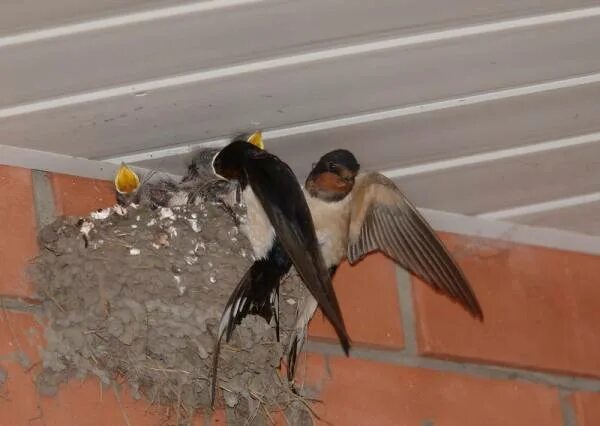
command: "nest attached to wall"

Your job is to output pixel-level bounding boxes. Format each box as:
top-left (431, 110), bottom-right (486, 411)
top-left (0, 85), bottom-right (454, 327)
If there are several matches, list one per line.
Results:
top-left (30, 196), bottom-right (317, 424)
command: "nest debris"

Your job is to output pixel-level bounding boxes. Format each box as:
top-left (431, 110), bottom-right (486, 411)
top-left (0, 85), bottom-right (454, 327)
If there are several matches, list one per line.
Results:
top-left (30, 196), bottom-right (318, 424)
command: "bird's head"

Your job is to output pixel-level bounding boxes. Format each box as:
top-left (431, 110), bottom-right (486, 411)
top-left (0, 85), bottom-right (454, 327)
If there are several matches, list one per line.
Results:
top-left (114, 163), bottom-right (140, 194)
top-left (114, 163), bottom-right (143, 207)
top-left (306, 149), bottom-right (360, 201)
top-left (211, 131), bottom-right (264, 182)
top-left (114, 163), bottom-right (142, 206)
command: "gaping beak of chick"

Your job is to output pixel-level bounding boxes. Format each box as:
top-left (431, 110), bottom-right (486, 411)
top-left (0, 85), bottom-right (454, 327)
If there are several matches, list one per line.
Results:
top-left (246, 131), bottom-right (264, 149)
top-left (114, 163), bottom-right (141, 194)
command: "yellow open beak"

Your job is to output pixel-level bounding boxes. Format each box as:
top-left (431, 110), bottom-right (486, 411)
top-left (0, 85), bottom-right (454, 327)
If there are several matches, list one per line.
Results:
top-left (114, 163), bottom-right (141, 194)
top-left (246, 131), bottom-right (264, 149)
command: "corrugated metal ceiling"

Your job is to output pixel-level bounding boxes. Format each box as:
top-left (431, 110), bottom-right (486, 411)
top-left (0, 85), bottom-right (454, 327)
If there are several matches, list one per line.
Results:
top-left (1, 0), bottom-right (600, 234)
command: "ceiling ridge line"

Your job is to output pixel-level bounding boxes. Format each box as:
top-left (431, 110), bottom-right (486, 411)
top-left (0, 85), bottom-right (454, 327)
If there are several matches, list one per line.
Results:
top-left (422, 208), bottom-right (600, 256)
top-left (101, 73), bottom-right (600, 164)
top-left (382, 131), bottom-right (600, 179)
top-left (478, 191), bottom-right (600, 220)
top-left (3, 143), bottom-right (599, 255)
top-left (0, 0), bottom-right (262, 49)
top-left (0, 144), bottom-right (175, 182)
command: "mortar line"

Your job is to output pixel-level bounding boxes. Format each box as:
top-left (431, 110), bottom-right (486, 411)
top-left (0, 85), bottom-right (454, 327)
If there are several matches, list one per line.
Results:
top-left (0, 295), bottom-right (42, 314)
top-left (559, 389), bottom-right (578, 426)
top-left (304, 340), bottom-right (600, 393)
top-left (224, 406), bottom-right (235, 426)
top-left (395, 267), bottom-right (417, 355)
top-left (31, 169), bottom-right (57, 229)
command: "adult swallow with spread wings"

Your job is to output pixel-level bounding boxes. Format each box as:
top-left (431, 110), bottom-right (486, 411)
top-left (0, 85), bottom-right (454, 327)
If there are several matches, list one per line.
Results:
top-left (287, 149), bottom-right (483, 381)
top-left (209, 134), bottom-right (351, 405)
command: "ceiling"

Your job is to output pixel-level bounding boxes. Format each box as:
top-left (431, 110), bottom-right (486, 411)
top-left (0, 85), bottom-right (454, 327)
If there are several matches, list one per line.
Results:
top-left (2, 0), bottom-right (600, 235)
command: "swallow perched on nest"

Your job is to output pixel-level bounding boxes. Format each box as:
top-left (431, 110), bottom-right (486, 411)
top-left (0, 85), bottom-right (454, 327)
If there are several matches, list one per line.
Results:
top-left (286, 149), bottom-right (484, 382)
top-left (209, 133), bottom-right (350, 405)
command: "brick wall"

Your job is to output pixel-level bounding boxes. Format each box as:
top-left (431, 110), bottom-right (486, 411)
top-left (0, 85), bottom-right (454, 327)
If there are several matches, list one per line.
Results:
top-left (1, 164), bottom-right (600, 425)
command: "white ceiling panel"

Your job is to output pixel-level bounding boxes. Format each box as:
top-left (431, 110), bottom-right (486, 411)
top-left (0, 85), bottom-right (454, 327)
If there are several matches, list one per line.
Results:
top-left (2, 17), bottom-right (599, 160)
top-left (134, 82), bottom-right (600, 178)
top-left (395, 141), bottom-right (600, 215)
top-left (0, 0), bottom-right (187, 36)
top-left (2, 0), bottom-right (598, 105)
top-left (1, 1), bottom-right (600, 238)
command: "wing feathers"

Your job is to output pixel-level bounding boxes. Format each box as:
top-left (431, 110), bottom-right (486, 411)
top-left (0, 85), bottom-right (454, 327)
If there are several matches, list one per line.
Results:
top-left (407, 202), bottom-right (481, 313)
top-left (347, 173), bottom-right (483, 320)
top-left (398, 208), bottom-right (465, 301)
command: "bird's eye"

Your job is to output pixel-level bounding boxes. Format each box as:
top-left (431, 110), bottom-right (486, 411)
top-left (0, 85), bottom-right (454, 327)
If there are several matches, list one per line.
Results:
top-left (326, 162), bottom-right (337, 172)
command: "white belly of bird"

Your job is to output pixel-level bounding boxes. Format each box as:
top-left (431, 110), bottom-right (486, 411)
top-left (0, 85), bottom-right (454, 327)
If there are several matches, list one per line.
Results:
top-left (303, 189), bottom-right (352, 268)
top-left (241, 186), bottom-right (275, 260)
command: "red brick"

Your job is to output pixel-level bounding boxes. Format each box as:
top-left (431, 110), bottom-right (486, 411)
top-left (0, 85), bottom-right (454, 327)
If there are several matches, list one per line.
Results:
top-left (51, 173), bottom-right (115, 216)
top-left (414, 232), bottom-right (600, 378)
top-left (308, 253), bottom-right (403, 349)
top-left (0, 166), bottom-right (38, 296)
top-left (300, 354), bottom-right (561, 426)
top-left (572, 392), bottom-right (600, 426)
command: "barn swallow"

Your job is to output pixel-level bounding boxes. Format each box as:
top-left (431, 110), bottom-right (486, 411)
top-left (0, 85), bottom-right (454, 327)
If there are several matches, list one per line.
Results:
top-left (286, 149), bottom-right (483, 381)
top-left (209, 133), bottom-right (350, 405)
top-left (180, 134), bottom-right (262, 206)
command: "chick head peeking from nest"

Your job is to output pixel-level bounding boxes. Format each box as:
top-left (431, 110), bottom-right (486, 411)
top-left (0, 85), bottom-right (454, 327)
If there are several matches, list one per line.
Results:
top-left (114, 163), bottom-right (142, 206)
top-left (115, 163), bottom-right (140, 193)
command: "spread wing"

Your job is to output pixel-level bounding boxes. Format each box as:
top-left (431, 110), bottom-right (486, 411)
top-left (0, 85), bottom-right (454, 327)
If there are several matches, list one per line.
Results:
top-left (245, 151), bottom-right (351, 351)
top-left (347, 172), bottom-right (483, 319)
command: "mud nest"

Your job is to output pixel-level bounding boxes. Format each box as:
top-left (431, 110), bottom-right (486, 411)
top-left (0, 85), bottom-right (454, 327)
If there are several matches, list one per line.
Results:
top-left (30, 198), bottom-right (316, 424)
